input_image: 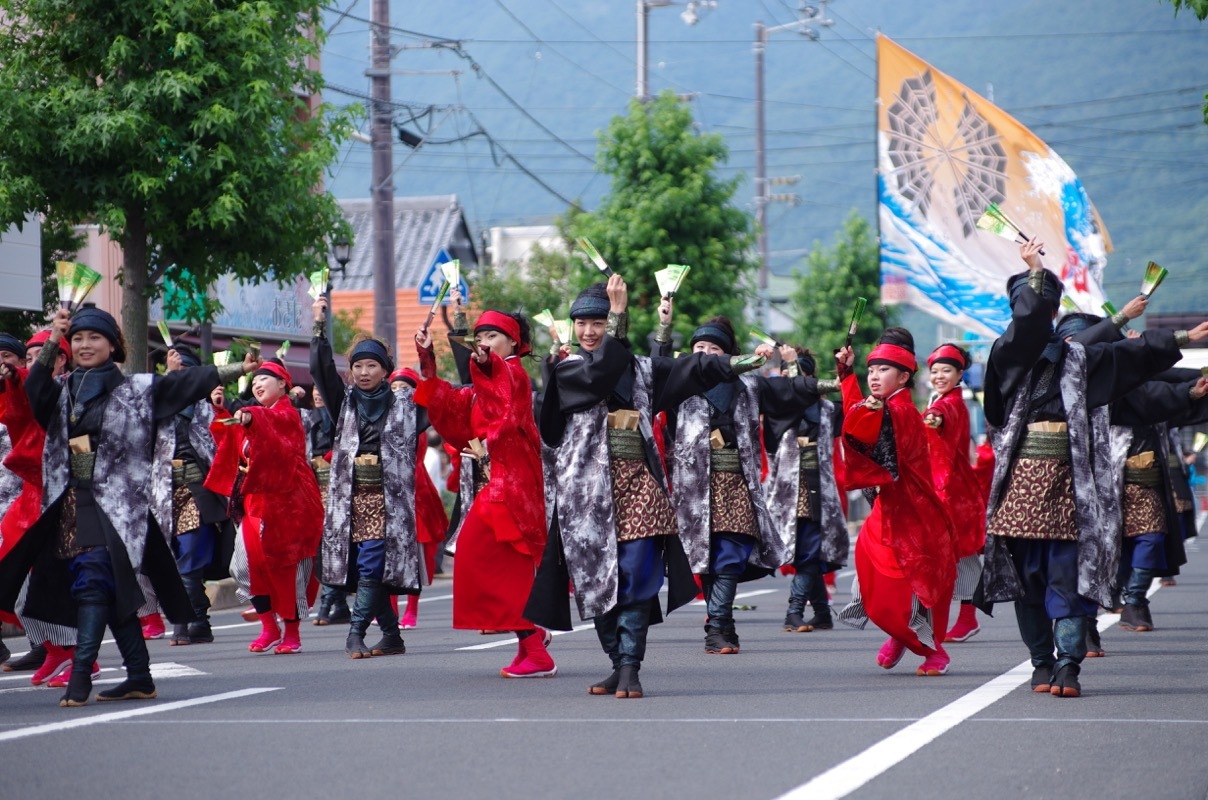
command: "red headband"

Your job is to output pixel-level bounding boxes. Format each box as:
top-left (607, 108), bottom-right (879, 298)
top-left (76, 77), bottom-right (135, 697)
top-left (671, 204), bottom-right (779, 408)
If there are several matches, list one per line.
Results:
top-left (927, 344), bottom-right (967, 370)
top-left (867, 343), bottom-right (917, 373)
top-left (27, 329), bottom-right (71, 360)
top-left (474, 310), bottom-right (528, 356)
top-left (390, 367), bottom-right (420, 387)
top-left (253, 361), bottom-right (292, 389)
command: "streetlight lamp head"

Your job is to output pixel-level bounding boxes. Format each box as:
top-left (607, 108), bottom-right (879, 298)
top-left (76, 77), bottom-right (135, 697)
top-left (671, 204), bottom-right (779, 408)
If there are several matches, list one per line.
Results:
top-left (332, 235), bottom-right (352, 272)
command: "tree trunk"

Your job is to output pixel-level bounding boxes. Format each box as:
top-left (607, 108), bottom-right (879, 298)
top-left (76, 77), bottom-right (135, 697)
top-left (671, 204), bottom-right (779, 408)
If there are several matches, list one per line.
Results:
top-left (120, 206), bottom-right (150, 375)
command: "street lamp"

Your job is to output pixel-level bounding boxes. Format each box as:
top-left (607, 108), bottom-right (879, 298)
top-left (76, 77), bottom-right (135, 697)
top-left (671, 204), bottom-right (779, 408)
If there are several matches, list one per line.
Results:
top-left (753, 2), bottom-right (832, 329)
top-left (327, 234), bottom-right (352, 341)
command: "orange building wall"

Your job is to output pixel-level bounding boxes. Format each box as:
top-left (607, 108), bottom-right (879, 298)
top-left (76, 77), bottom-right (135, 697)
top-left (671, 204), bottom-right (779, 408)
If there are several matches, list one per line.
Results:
top-left (331, 287), bottom-right (456, 370)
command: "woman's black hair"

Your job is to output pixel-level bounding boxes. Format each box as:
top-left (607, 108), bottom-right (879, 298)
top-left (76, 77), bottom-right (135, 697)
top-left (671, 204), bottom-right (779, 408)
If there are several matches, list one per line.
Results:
top-left (934, 342), bottom-right (973, 370)
top-left (699, 315), bottom-right (740, 356)
top-left (878, 326), bottom-right (915, 353)
top-left (876, 326), bottom-right (916, 388)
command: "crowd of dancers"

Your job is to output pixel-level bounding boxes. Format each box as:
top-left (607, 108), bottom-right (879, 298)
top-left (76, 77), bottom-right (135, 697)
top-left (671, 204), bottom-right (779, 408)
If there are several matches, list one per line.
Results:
top-left (2, 238), bottom-right (1206, 706)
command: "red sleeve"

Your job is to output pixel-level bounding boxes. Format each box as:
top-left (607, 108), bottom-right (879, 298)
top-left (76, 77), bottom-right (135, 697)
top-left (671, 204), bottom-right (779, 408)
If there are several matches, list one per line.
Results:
top-left (204, 406), bottom-right (243, 496)
top-left (415, 376), bottom-right (476, 452)
top-left (0, 368), bottom-right (45, 486)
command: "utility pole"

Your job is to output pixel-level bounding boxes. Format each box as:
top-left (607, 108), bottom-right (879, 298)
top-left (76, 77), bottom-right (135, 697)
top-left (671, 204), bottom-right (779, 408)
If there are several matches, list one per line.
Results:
top-left (369, 0), bottom-right (397, 353)
top-left (752, 2), bottom-right (831, 329)
top-left (754, 20), bottom-right (768, 325)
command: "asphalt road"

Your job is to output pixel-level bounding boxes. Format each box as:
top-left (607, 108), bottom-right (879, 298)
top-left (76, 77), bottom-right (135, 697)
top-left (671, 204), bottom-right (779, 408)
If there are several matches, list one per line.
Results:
top-left (3, 535), bottom-right (1207, 800)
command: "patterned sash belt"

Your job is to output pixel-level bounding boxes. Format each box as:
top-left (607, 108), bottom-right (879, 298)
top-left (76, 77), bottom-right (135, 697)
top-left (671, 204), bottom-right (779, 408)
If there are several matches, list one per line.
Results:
top-left (353, 462), bottom-right (383, 485)
top-left (1017, 430), bottom-right (1070, 462)
top-left (1124, 465), bottom-right (1162, 488)
top-left (798, 442), bottom-right (819, 471)
top-left (608, 428), bottom-right (645, 462)
top-left (172, 462), bottom-right (206, 488)
top-left (709, 447), bottom-right (742, 474)
top-left (69, 452), bottom-right (96, 482)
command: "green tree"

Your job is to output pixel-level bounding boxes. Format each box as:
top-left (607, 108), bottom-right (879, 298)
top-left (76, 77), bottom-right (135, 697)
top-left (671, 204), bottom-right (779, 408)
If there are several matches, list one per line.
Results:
top-left (0, 214), bottom-right (86, 337)
top-left (0, 0), bottom-right (354, 372)
top-left (567, 92), bottom-right (757, 351)
top-left (1165, 1), bottom-right (1208, 121)
top-left (789, 211), bottom-right (896, 372)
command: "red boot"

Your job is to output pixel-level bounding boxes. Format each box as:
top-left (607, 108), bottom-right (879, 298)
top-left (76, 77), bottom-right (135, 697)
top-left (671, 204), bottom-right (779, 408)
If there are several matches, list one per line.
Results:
top-left (876, 637), bottom-right (906, 669)
top-left (48, 660), bottom-right (99, 689)
top-left (945, 602), bottom-right (981, 643)
top-left (500, 629), bottom-right (557, 678)
top-left (274, 620), bottom-right (302, 654)
top-left (916, 648), bottom-right (951, 676)
top-left (401, 594), bottom-right (419, 629)
top-left (31, 643), bottom-right (74, 686)
top-left (248, 613), bottom-right (282, 653)
top-left (140, 613), bottom-right (166, 640)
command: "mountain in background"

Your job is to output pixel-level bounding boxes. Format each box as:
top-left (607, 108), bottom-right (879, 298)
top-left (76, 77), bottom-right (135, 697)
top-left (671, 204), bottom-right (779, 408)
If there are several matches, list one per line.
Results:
top-left (319, 0), bottom-right (1208, 317)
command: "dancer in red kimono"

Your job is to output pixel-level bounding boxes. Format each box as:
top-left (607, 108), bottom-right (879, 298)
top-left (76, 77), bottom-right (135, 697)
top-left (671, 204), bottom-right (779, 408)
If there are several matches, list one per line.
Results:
top-left (206, 362), bottom-right (323, 654)
top-left (922, 344), bottom-right (987, 643)
top-left (835, 329), bottom-right (956, 676)
top-left (414, 308), bottom-right (553, 678)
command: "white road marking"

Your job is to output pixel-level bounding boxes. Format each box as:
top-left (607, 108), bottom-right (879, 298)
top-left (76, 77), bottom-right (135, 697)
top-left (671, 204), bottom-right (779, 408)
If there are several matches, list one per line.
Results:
top-left (0, 662), bottom-right (205, 696)
top-left (0, 687), bottom-right (280, 742)
top-left (455, 623), bottom-right (595, 651)
top-left (771, 582), bottom-right (1168, 800)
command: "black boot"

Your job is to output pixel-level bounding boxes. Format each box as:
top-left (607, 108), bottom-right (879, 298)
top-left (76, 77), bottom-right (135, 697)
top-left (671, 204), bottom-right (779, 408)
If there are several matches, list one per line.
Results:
top-left (60, 603), bottom-right (107, 707)
top-left (589, 669), bottom-right (621, 695)
top-left (4, 640), bottom-right (46, 672)
top-left (1014, 602), bottom-right (1055, 681)
top-left (98, 612), bottom-right (157, 702)
top-left (1120, 604), bottom-right (1153, 631)
top-left (785, 571), bottom-right (810, 632)
top-left (369, 592), bottom-right (406, 656)
top-left (345, 582), bottom-right (377, 659)
top-left (705, 575), bottom-right (739, 653)
top-left (1084, 616), bottom-right (1104, 657)
top-left (181, 569), bottom-right (211, 642)
top-left (802, 564), bottom-right (833, 630)
top-left (0, 637), bottom-right (8, 665)
top-left (187, 619), bottom-right (214, 644)
top-left (614, 664), bottom-right (643, 699)
top-left (1030, 664), bottom-right (1053, 693)
top-left (169, 623), bottom-right (192, 646)
top-left (328, 590), bottom-right (351, 625)
top-left (591, 607), bottom-right (622, 695)
top-left (313, 586), bottom-right (335, 626)
top-left (1049, 663), bottom-right (1081, 698)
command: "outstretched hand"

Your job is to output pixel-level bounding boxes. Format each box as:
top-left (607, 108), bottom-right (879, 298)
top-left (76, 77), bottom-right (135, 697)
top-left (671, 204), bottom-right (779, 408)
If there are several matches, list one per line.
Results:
top-left (1187, 321), bottom-right (1208, 343)
top-left (1019, 238), bottom-right (1045, 271)
top-left (606, 273), bottom-right (627, 314)
top-left (658, 295), bottom-right (673, 324)
top-left (1121, 295), bottom-right (1148, 321)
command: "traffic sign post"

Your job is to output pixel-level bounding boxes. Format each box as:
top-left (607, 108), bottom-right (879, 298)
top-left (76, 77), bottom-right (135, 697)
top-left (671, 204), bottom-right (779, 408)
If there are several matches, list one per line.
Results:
top-left (417, 249), bottom-right (470, 305)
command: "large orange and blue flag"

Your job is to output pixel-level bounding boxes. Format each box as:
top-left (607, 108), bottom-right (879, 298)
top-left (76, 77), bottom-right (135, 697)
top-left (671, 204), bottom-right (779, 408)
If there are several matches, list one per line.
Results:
top-left (876, 35), bottom-right (1111, 336)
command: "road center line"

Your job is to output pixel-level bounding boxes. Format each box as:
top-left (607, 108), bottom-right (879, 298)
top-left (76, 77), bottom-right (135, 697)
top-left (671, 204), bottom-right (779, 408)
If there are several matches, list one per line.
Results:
top-left (0, 687), bottom-right (281, 743)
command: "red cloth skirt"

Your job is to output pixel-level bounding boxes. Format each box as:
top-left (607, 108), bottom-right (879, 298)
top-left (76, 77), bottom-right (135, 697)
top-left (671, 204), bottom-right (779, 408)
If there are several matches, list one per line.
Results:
top-left (242, 514), bottom-right (310, 618)
top-left (451, 503), bottom-right (538, 632)
top-left (855, 517), bottom-right (951, 658)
